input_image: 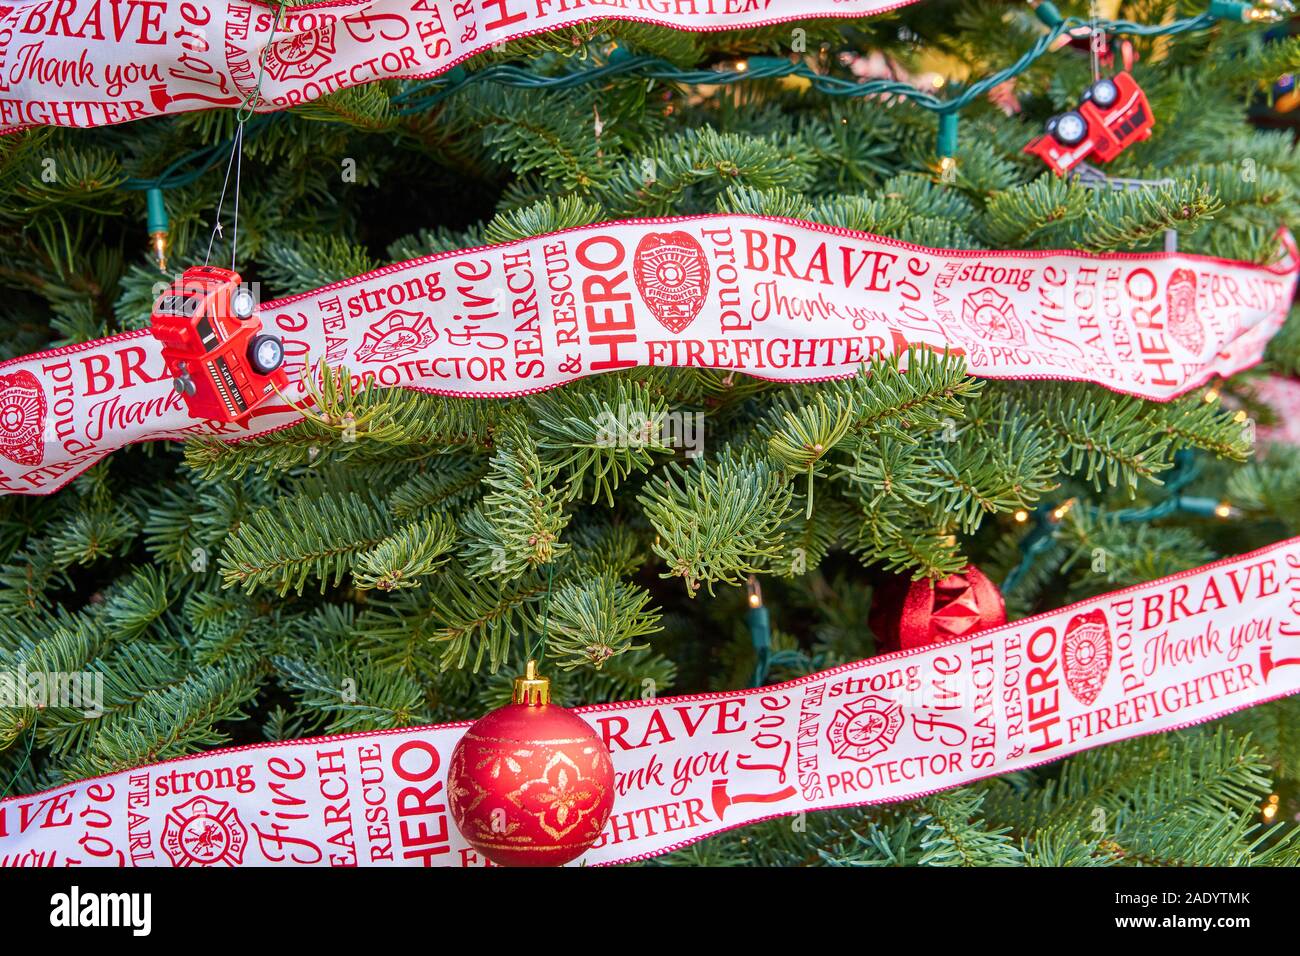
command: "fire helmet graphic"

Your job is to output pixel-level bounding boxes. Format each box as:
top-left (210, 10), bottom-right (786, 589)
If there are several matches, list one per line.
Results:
top-left (354, 309), bottom-right (438, 364)
top-left (961, 287), bottom-right (1026, 345)
top-left (0, 370), bottom-right (46, 466)
top-left (262, 26), bottom-right (338, 82)
top-left (826, 694), bottom-right (904, 762)
top-left (160, 795), bottom-right (249, 866)
top-left (1062, 608), bottom-right (1112, 706)
top-left (633, 231), bottom-right (710, 333)
top-left (1166, 268), bottom-right (1205, 355)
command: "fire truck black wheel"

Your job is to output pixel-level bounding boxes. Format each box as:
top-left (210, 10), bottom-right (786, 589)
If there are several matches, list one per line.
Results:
top-left (248, 335), bottom-right (285, 375)
top-left (1050, 111), bottom-right (1088, 146)
top-left (1086, 78), bottom-right (1119, 110)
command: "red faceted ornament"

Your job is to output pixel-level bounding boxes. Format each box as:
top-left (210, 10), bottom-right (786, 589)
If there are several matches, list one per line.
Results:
top-left (870, 565), bottom-right (1007, 652)
top-left (448, 661), bottom-right (615, 867)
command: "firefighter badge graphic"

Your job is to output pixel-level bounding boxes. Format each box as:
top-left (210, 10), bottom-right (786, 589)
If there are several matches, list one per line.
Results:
top-left (826, 694), bottom-right (904, 763)
top-left (1165, 268), bottom-right (1205, 355)
top-left (262, 26), bottom-right (338, 83)
top-left (633, 231), bottom-right (711, 333)
top-left (961, 287), bottom-right (1026, 346)
top-left (354, 309), bottom-right (439, 364)
top-left (1062, 609), bottom-right (1112, 706)
top-left (0, 370), bottom-right (47, 467)
top-left (160, 795), bottom-right (249, 866)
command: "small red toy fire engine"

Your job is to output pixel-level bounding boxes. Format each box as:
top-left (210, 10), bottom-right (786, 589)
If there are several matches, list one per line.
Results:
top-left (1023, 72), bottom-right (1154, 176)
top-left (150, 266), bottom-right (287, 425)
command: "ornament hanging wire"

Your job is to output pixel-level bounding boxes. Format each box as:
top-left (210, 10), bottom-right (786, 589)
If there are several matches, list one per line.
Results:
top-left (525, 559), bottom-right (556, 667)
top-left (0, 713), bottom-right (37, 800)
top-left (1089, 0), bottom-right (1103, 83)
top-left (204, 3), bottom-right (286, 272)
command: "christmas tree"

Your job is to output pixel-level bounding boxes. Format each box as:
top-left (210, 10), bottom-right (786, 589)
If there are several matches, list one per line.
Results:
top-left (3, 0), bottom-right (1300, 868)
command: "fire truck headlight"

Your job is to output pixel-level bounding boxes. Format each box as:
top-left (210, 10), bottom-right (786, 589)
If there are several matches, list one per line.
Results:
top-left (231, 288), bottom-right (258, 319)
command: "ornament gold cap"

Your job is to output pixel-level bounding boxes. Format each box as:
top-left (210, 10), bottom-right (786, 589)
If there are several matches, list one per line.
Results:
top-left (513, 660), bottom-right (550, 706)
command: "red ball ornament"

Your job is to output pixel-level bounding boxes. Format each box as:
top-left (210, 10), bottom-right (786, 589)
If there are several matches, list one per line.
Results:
top-left (870, 565), bottom-right (1006, 653)
top-left (448, 661), bottom-right (615, 867)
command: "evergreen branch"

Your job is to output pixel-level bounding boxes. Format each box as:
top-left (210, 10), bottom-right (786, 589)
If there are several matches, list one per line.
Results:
top-left (1037, 385), bottom-right (1175, 493)
top-left (1078, 180), bottom-right (1221, 252)
top-left (458, 418), bottom-right (572, 579)
top-left (57, 661), bottom-right (265, 781)
top-left (353, 516), bottom-right (457, 591)
top-left (767, 395), bottom-right (853, 517)
top-left (543, 573), bottom-right (662, 670)
top-left (530, 377), bottom-right (673, 505)
top-left (219, 491), bottom-right (393, 595)
top-left (388, 457), bottom-right (491, 517)
top-left (639, 451), bottom-right (794, 595)
top-left (271, 651), bottom-right (430, 732)
top-left (824, 348), bottom-right (979, 441)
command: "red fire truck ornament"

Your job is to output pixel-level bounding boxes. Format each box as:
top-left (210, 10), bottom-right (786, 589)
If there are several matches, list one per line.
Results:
top-left (1023, 72), bottom-right (1154, 176)
top-left (150, 266), bottom-right (288, 425)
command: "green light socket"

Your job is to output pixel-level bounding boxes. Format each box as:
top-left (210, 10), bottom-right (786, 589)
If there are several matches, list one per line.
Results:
top-left (1033, 1), bottom-right (1065, 27)
top-left (145, 188), bottom-right (168, 235)
top-left (937, 113), bottom-right (959, 158)
top-left (1207, 0), bottom-right (1252, 21)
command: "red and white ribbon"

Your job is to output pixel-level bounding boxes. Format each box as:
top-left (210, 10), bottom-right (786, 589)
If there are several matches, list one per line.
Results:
top-left (3, 535), bottom-right (1299, 867)
top-left (0, 0), bottom-right (919, 133)
top-left (0, 214), bottom-right (1295, 496)
top-left (1251, 375), bottom-right (1300, 450)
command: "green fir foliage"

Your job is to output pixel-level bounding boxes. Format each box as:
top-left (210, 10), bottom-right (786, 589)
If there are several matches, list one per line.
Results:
top-left (1, 0), bottom-right (1298, 864)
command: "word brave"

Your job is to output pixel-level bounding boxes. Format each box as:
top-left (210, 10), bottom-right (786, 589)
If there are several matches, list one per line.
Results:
top-left (597, 700), bottom-right (747, 750)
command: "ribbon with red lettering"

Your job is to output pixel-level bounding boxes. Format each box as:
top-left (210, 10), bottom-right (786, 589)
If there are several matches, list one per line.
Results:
top-left (0, 0), bottom-right (919, 133)
top-left (0, 214), bottom-right (1295, 496)
top-left (2, 535), bottom-right (1298, 867)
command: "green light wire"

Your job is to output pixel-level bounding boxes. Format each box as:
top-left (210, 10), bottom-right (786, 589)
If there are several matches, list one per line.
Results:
top-left (123, 4), bottom-right (1264, 192)
top-left (1000, 450), bottom-right (1216, 595)
top-left (390, 9), bottom-right (1218, 116)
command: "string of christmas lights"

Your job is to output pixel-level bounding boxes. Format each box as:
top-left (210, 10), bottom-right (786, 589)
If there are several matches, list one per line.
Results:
top-left (1000, 401), bottom-right (1251, 597)
top-left (123, 0), bottom-right (1290, 262)
top-left (391, 0), bottom-right (1290, 171)
top-left (115, 2), bottom-right (1279, 634)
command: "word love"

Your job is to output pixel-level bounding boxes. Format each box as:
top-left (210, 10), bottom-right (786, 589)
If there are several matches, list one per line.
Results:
top-left (0, 214), bottom-right (1294, 496)
top-left (3, 536), bottom-right (1300, 867)
top-left (0, 0), bottom-right (916, 133)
